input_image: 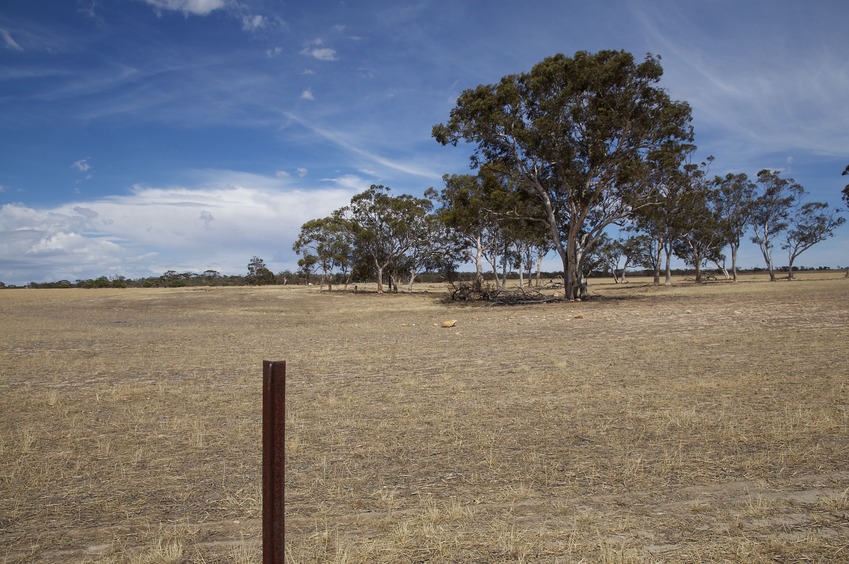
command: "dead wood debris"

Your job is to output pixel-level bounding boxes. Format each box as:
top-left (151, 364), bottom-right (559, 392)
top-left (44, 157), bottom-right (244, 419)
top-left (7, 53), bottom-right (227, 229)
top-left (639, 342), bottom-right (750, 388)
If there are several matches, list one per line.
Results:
top-left (446, 283), bottom-right (564, 305)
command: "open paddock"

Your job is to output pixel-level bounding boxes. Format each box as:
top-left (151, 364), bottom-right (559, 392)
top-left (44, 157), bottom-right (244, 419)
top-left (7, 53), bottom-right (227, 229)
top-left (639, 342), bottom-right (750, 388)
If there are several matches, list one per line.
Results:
top-left (1, 272), bottom-right (848, 562)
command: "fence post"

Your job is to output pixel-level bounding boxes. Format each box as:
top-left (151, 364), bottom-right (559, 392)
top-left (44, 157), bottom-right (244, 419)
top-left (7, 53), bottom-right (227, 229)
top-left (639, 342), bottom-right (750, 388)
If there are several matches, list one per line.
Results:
top-left (263, 360), bottom-right (286, 564)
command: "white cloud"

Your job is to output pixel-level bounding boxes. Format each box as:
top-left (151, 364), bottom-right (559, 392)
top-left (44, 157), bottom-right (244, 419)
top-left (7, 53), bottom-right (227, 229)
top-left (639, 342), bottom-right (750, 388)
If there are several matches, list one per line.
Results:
top-left (1, 29), bottom-right (23, 51)
top-left (71, 159), bottom-right (91, 173)
top-left (300, 40), bottom-right (338, 62)
top-left (274, 170), bottom-right (290, 178)
top-left (144, 0), bottom-right (227, 17)
top-left (241, 14), bottom-right (266, 32)
top-left (306, 48), bottom-right (338, 61)
top-left (300, 88), bottom-right (314, 101)
top-left (266, 46), bottom-right (282, 58)
top-left (297, 168), bottom-right (308, 178)
top-left (282, 112), bottom-right (445, 181)
top-left (0, 172), bottom-right (356, 284)
top-left (325, 174), bottom-right (369, 191)
top-left (632, 5), bottom-right (849, 166)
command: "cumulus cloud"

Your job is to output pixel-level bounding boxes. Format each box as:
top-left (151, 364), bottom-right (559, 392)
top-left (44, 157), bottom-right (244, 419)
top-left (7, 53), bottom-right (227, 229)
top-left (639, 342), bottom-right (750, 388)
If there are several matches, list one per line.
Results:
top-left (305, 47), bottom-right (338, 61)
top-left (300, 40), bottom-right (338, 61)
top-left (297, 168), bottom-right (308, 178)
top-left (0, 172), bottom-right (356, 284)
top-left (144, 0), bottom-right (227, 16)
top-left (266, 46), bottom-right (282, 58)
top-left (71, 159), bottom-right (91, 172)
top-left (300, 88), bottom-right (314, 101)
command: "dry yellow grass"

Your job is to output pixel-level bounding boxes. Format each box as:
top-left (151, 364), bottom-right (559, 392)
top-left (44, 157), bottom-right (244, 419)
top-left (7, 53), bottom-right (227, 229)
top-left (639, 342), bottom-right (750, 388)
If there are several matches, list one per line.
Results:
top-left (1, 272), bottom-right (848, 562)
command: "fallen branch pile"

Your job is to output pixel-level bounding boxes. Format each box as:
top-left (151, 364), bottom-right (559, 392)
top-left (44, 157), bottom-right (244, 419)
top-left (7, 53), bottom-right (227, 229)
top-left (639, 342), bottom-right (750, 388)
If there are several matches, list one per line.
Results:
top-left (446, 283), bottom-right (564, 305)
top-left (491, 288), bottom-right (563, 305)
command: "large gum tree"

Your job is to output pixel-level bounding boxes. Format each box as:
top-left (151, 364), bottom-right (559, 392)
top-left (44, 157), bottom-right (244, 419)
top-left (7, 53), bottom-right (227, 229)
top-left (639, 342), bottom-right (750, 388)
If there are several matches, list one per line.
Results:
top-left (434, 50), bottom-right (694, 300)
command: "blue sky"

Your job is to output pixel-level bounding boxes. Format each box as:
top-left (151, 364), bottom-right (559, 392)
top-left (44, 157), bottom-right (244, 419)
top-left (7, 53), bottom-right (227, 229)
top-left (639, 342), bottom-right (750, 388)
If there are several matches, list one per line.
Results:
top-left (1, 0), bottom-right (847, 285)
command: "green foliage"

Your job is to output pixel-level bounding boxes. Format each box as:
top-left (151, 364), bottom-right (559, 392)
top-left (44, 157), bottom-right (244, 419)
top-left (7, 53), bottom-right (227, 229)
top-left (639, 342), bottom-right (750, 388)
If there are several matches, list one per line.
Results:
top-left (750, 169), bottom-right (806, 280)
top-left (711, 171), bottom-right (757, 280)
top-left (432, 172), bottom-right (536, 290)
top-left (293, 212), bottom-right (355, 290)
top-left (434, 50), bottom-right (694, 299)
top-left (246, 256), bottom-right (275, 285)
top-left (782, 201), bottom-right (845, 278)
top-left (670, 163), bottom-right (726, 282)
top-left (343, 185), bottom-right (440, 292)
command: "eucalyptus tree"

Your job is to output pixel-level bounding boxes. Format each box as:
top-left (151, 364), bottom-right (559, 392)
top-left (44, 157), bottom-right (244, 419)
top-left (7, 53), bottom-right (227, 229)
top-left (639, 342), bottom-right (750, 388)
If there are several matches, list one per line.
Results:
top-left (512, 233), bottom-right (552, 288)
top-left (632, 162), bottom-right (697, 285)
top-left (750, 170), bottom-right (805, 281)
top-left (293, 211), bottom-right (354, 291)
top-left (246, 256), bottom-right (275, 285)
top-left (296, 255), bottom-right (317, 285)
top-left (603, 234), bottom-right (649, 283)
top-left (614, 232), bottom-right (660, 280)
top-left (782, 202), bottom-right (845, 278)
top-left (434, 50), bottom-right (694, 300)
top-left (842, 164), bottom-right (849, 206)
top-left (672, 165), bottom-right (726, 283)
top-left (398, 201), bottom-right (459, 291)
top-left (430, 173), bottom-right (516, 291)
top-left (481, 166), bottom-right (553, 289)
top-left (712, 172), bottom-right (756, 281)
top-left (344, 185), bottom-right (435, 293)
top-left (592, 233), bottom-right (624, 282)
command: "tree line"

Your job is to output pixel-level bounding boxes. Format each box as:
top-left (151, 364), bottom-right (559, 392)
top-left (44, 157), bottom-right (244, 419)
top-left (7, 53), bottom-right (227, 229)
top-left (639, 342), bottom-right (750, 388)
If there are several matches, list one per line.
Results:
top-left (294, 50), bottom-right (845, 297)
top-left (8, 50), bottom-right (846, 292)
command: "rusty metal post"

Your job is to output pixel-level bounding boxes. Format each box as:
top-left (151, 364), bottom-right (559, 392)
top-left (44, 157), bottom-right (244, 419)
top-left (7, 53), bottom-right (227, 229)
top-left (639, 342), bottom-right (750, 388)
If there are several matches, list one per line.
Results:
top-left (263, 360), bottom-right (286, 564)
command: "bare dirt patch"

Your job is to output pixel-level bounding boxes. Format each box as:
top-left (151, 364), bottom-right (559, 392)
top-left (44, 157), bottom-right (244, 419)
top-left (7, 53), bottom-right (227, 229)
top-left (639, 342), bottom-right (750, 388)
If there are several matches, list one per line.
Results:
top-left (1, 274), bottom-right (848, 562)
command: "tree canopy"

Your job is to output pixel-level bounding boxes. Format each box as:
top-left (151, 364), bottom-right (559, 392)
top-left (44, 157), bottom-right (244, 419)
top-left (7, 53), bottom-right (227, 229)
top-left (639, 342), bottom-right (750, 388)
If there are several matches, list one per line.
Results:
top-left (434, 50), bottom-right (694, 299)
top-left (750, 170), bottom-right (805, 281)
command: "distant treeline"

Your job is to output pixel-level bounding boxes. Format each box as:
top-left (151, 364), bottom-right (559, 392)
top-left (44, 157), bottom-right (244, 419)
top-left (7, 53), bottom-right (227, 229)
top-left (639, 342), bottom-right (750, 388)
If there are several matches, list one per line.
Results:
top-left (5, 264), bottom-right (841, 290)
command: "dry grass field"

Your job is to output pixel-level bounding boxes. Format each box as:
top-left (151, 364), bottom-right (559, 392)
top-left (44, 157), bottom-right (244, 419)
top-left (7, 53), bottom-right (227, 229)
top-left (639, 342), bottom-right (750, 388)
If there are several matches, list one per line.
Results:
top-left (1, 273), bottom-right (848, 563)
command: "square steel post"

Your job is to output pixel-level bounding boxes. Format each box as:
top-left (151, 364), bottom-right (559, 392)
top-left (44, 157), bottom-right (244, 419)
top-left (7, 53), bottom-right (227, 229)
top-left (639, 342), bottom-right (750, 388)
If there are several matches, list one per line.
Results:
top-left (263, 360), bottom-right (286, 564)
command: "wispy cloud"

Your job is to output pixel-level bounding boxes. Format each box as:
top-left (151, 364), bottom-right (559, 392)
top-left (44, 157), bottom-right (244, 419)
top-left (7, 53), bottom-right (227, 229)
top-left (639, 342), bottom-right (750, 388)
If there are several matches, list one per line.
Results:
top-left (631, 3), bottom-right (849, 167)
top-left (241, 14), bottom-right (266, 32)
top-left (64, 58), bottom-right (282, 128)
top-left (77, 1), bottom-right (99, 19)
top-left (284, 112), bottom-right (443, 181)
top-left (323, 174), bottom-right (372, 191)
top-left (143, 0), bottom-right (227, 17)
top-left (1, 29), bottom-right (23, 51)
